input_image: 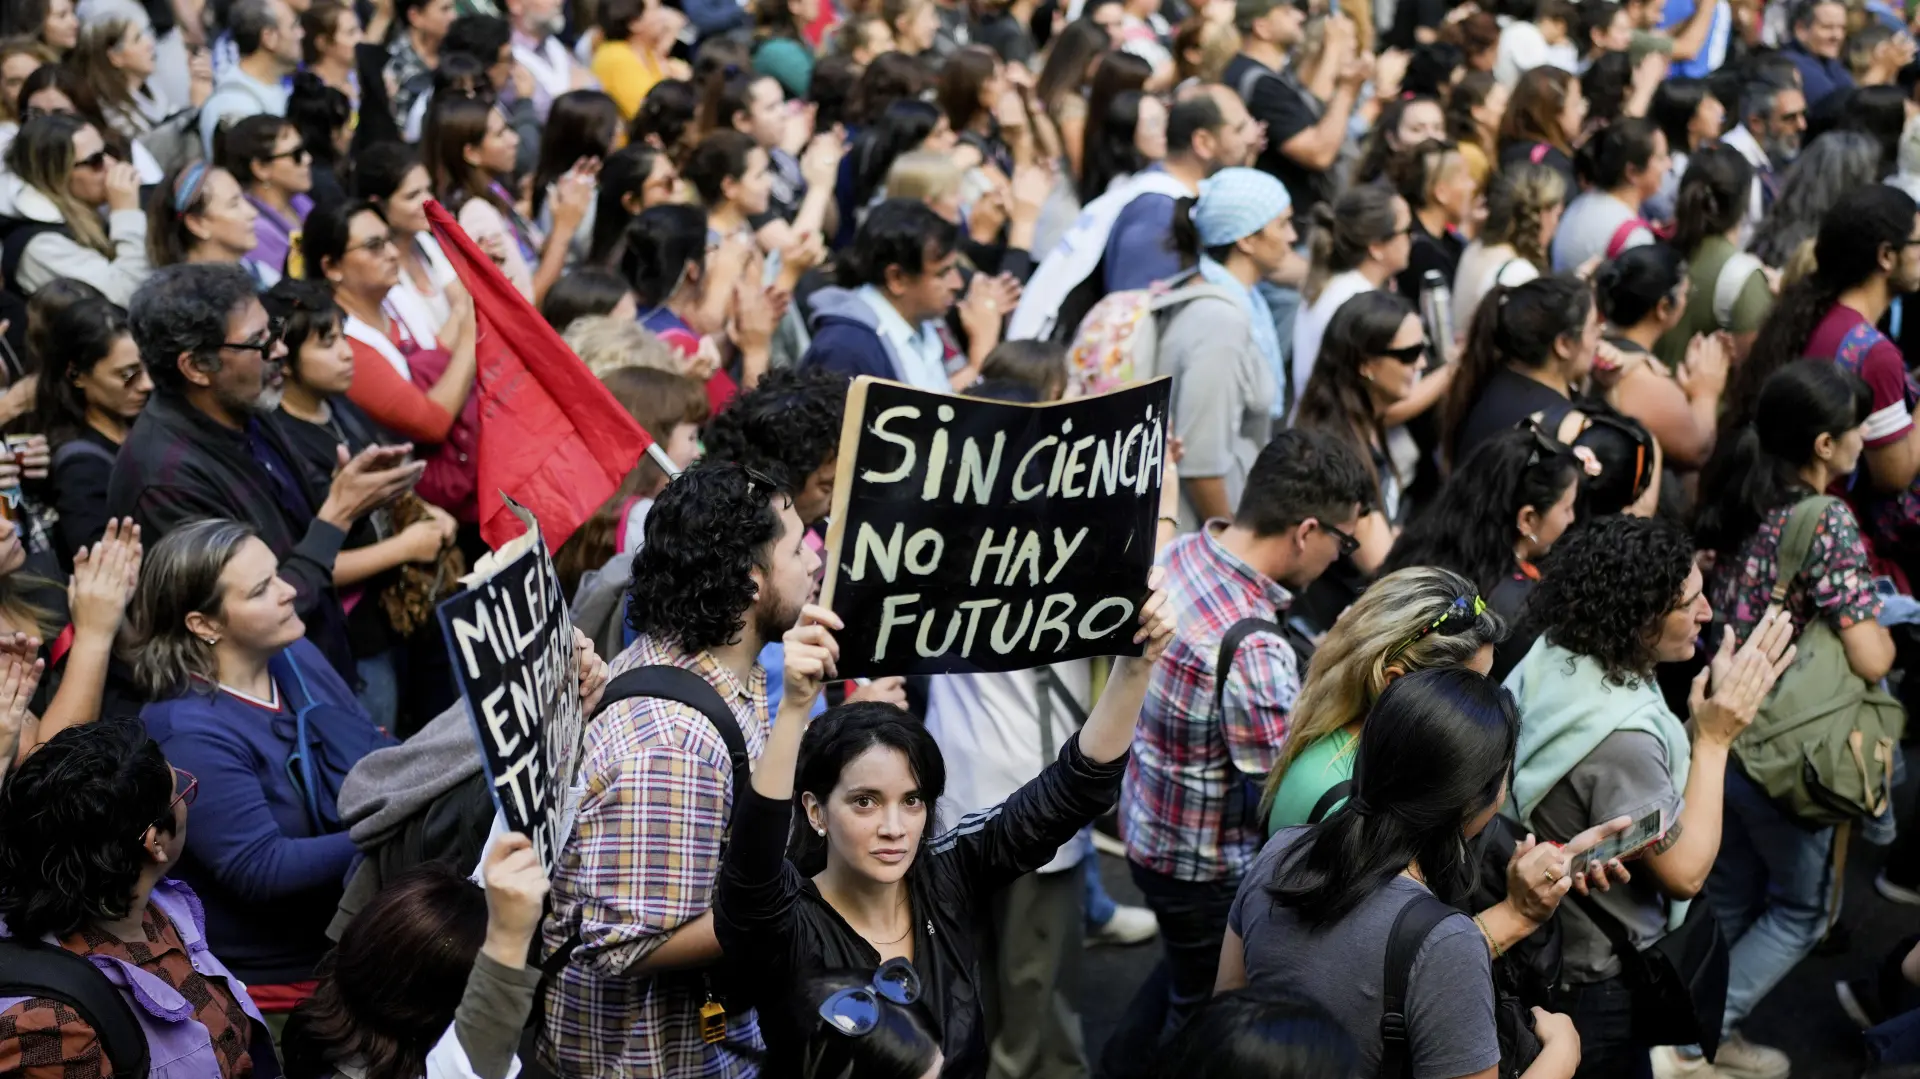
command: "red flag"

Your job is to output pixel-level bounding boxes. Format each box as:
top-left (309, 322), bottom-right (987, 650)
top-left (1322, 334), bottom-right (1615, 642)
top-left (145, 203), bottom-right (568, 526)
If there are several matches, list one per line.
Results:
top-left (426, 200), bottom-right (650, 553)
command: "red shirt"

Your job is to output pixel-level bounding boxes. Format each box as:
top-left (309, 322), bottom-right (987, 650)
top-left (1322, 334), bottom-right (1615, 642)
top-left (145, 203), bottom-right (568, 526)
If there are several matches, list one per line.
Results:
top-left (1807, 303), bottom-right (1914, 449)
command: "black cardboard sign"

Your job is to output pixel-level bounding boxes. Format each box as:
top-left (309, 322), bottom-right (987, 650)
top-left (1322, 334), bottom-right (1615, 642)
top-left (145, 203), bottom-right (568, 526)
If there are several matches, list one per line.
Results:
top-left (820, 376), bottom-right (1170, 679)
top-left (437, 500), bottom-right (583, 874)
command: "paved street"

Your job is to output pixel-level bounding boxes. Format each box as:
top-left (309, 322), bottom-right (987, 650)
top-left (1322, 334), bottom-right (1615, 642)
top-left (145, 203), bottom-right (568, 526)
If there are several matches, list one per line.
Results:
top-left (1076, 811), bottom-right (1920, 1077)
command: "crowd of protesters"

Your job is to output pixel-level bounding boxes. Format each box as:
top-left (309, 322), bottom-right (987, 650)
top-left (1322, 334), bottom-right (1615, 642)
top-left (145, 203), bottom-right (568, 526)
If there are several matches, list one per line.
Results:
top-left (5, 0), bottom-right (1920, 1076)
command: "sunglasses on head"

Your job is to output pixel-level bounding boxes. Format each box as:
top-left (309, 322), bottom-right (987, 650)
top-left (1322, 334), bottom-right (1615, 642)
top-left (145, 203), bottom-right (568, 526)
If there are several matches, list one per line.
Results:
top-left (1516, 419), bottom-right (1573, 470)
top-left (1385, 593), bottom-right (1487, 663)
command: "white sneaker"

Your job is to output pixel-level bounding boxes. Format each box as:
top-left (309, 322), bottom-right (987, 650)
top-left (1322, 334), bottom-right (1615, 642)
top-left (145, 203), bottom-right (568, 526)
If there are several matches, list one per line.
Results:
top-left (1876, 871), bottom-right (1920, 906)
top-left (1651, 1046), bottom-right (1717, 1079)
top-left (1709, 1031), bottom-right (1790, 1079)
top-left (1086, 903), bottom-right (1158, 947)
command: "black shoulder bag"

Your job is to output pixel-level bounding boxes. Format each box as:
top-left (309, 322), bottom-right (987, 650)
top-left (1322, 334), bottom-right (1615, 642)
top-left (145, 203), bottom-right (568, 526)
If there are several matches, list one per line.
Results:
top-left (1571, 891), bottom-right (1729, 1061)
top-left (0, 938), bottom-right (152, 1079)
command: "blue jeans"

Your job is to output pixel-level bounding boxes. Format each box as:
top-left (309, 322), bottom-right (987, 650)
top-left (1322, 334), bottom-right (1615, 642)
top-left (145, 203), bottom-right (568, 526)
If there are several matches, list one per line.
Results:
top-left (355, 650), bottom-right (398, 732)
top-left (1705, 765), bottom-right (1836, 1034)
top-left (1562, 976), bottom-right (1654, 1079)
top-left (1083, 833), bottom-right (1116, 928)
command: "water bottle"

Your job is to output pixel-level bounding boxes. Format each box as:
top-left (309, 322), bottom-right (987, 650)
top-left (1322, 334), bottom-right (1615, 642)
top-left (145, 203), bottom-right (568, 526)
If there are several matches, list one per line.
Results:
top-left (1420, 269), bottom-right (1455, 367)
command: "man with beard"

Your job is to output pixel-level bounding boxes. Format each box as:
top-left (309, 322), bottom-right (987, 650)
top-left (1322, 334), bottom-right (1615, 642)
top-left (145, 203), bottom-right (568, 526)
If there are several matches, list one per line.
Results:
top-left (108, 263), bottom-right (423, 681)
top-left (1723, 73), bottom-right (1808, 230)
top-left (539, 460), bottom-right (820, 1078)
top-left (507, 0), bottom-right (598, 122)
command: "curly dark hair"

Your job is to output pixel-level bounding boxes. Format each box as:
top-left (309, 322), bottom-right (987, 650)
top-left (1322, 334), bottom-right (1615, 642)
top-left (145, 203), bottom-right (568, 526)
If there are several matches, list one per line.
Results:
top-left (129, 263), bottom-right (262, 395)
top-left (625, 461), bottom-right (789, 654)
top-left (1527, 514), bottom-right (1695, 685)
top-left (702, 367), bottom-right (850, 494)
top-left (0, 718), bottom-right (177, 938)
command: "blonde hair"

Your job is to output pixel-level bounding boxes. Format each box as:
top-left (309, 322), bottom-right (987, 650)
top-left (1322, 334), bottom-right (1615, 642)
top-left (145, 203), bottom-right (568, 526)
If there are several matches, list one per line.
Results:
top-left (883, 150), bottom-right (963, 205)
top-left (562, 315), bottom-right (684, 378)
top-left (7, 114), bottom-right (114, 258)
top-left (1257, 566), bottom-right (1506, 825)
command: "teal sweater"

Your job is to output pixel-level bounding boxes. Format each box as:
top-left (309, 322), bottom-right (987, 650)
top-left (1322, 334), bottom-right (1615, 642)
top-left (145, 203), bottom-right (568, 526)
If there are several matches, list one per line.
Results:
top-left (1503, 638), bottom-right (1691, 825)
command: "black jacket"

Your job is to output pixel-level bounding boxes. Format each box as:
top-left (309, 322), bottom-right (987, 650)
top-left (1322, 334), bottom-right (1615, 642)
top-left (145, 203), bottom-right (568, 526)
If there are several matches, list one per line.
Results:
top-left (106, 390), bottom-right (354, 679)
top-left (714, 734), bottom-right (1128, 1078)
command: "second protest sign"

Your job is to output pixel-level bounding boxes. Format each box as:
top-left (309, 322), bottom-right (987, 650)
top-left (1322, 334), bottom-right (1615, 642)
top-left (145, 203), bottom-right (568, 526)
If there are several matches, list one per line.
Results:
top-left (821, 376), bottom-right (1170, 680)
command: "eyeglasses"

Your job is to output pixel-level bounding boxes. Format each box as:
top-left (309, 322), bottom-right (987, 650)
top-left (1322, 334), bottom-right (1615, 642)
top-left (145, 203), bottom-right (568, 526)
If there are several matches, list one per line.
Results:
top-left (1379, 341), bottom-right (1427, 365)
top-left (222, 317), bottom-right (285, 355)
top-left (136, 767), bottom-right (197, 838)
top-left (1317, 519), bottom-right (1361, 559)
top-left (1386, 593), bottom-right (1488, 663)
top-left (264, 143), bottom-right (310, 164)
top-left (74, 149), bottom-right (110, 171)
top-left (349, 232), bottom-right (397, 254)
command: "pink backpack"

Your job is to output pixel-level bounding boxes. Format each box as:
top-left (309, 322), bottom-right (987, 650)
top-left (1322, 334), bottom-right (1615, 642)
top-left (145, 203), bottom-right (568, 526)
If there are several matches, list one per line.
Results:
top-left (1065, 273), bottom-right (1240, 397)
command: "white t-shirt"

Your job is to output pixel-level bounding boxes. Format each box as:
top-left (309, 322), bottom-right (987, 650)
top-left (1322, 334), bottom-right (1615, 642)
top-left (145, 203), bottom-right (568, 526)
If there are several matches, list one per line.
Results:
top-left (924, 662), bottom-right (1093, 873)
top-left (1291, 269), bottom-right (1375, 415)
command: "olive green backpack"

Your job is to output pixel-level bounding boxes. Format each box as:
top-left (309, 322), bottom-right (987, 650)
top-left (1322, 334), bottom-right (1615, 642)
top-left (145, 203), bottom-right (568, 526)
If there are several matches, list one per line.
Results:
top-left (1731, 496), bottom-right (1905, 827)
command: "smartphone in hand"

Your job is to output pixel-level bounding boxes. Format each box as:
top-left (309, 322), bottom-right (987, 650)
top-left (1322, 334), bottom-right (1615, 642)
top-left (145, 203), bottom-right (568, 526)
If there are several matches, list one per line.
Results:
top-left (1569, 808), bottom-right (1664, 875)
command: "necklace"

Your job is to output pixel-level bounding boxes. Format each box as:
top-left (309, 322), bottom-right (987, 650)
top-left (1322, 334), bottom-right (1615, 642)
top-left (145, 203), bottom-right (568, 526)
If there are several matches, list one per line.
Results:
top-left (845, 891), bottom-right (912, 947)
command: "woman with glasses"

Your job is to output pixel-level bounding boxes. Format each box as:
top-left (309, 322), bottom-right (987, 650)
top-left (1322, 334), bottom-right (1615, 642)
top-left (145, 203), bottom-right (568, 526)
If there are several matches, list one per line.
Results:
top-left (1295, 291), bottom-right (1440, 570)
top-left (218, 114), bottom-right (314, 283)
top-left (1382, 428), bottom-right (1584, 679)
top-left (129, 518), bottom-right (400, 1018)
top-left (1217, 668), bottom-right (1585, 1079)
top-left (146, 162), bottom-right (272, 283)
top-left (0, 112), bottom-right (148, 304)
top-left (1592, 243), bottom-right (1729, 475)
top-left (1292, 186), bottom-right (1415, 414)
top-left (1507, 514), bottom-right (1796, 1077)
top-left (0, 718), bottom-right (275, 1079)
top-left (28, 294), bottom-right (149, 571)
top-left (713, 589), bottom-right (1173, 1078)
top-left (303, 199), bottom-right (481, 527)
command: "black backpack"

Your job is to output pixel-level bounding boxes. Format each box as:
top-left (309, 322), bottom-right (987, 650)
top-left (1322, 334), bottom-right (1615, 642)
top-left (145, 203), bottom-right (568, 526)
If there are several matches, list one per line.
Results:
top-left (1215, 618), bottom-right (1317, 834)
top-left (0, 938), bottom-right (151, 1079)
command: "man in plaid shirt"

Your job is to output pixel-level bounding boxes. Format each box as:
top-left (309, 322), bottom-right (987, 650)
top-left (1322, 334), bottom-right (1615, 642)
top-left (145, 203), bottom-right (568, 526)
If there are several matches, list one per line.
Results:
top-left (1115, 430), bottom-right (1372, 1055)
top-left (538, 463), bottom-right (823, 1078)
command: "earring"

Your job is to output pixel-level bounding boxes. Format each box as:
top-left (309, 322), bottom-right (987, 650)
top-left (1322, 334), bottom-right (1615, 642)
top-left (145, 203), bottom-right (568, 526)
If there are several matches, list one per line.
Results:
top-left (815, 826), bottom-right (826, 836)
top-left (200, 635), bottom-right (220, 645)
top-left (1526, 532), bottom-right (1538, 544)
top-left (1362, 371), bottom-right (1376, 382)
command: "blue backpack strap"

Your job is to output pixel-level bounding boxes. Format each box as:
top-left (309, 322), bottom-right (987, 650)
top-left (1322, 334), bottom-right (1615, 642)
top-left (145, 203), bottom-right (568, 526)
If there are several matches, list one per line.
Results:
top-left (1834, 320), bottom-right (1886, 376)
top-left (278, 649), bottom-right (327, 833)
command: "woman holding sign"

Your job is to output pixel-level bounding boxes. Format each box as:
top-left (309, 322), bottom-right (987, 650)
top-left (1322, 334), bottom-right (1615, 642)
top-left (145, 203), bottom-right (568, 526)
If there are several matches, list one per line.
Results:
top-left (712, 582), bottom-right (1175, 1078)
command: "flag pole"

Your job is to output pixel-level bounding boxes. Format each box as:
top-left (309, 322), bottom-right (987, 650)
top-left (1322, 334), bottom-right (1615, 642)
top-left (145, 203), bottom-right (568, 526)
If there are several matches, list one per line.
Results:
top-left (646, 441), bottom-right (682, 479)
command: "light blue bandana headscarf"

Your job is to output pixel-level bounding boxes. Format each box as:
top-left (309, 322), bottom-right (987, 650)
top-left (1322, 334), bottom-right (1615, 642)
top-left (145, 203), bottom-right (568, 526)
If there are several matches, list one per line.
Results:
top-left (1191, 167), bottom-right (1292, 397)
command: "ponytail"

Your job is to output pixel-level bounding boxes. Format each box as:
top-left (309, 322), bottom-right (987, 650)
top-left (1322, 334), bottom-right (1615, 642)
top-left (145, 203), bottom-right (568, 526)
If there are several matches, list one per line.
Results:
top-left (1303, 202), bottom-right (1338, 303)
top-left (1703, 359), bottom-right (1874, 554)
top-left (1668, 146), bottom-right (1752, 255)
top-left (1169, 196), bottom-right (1203, 265)
top-left (1441, 285), bottom-right (1512, 461)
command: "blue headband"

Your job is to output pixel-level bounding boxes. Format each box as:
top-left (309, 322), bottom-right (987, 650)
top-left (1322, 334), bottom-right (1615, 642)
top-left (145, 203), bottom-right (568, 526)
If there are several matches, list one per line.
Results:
top-left (172, 162), bottom-right (209, 214)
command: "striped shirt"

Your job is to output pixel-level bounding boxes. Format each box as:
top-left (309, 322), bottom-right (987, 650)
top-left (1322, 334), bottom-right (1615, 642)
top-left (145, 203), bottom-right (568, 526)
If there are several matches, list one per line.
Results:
top-left (539, 634), bottom-right (770, 1077)
top-left (1122, 521), bottom-right (1301, 883)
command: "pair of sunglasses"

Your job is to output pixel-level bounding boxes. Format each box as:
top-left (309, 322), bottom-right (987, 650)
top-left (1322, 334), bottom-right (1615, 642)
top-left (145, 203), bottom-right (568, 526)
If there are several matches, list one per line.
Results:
top-left (818, 958), bottom-right (922, 1037)
top-left (1378, 341), bottom-right (1428, 365)
top-left (1386, 593), bottom-right (1487, 663)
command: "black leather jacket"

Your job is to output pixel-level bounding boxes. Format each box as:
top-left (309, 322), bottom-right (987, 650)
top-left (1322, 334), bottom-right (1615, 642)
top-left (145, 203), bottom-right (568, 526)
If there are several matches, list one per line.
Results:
top-left (714, 733), bottom-right (1127, 1077)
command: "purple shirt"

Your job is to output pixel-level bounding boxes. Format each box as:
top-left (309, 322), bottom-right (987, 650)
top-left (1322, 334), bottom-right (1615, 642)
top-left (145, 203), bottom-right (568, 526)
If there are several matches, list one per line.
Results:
top-left (246, 192), bottom-right (313, 281)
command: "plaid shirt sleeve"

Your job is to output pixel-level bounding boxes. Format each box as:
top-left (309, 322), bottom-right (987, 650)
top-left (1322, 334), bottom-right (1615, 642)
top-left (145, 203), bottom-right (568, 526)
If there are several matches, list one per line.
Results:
top-left (0, 998), bottom-right (110, 1079)
top-left (572, 739), bottom-right (731, 974)
top-left (1220, 634), bottom-right (1299, 777)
